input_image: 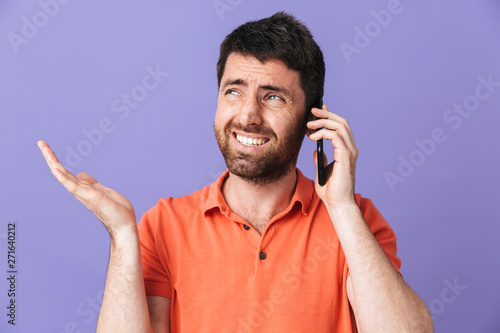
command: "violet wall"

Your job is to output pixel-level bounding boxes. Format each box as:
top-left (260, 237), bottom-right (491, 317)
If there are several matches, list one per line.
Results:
top-left (1, 0), bottom-right (499, 331)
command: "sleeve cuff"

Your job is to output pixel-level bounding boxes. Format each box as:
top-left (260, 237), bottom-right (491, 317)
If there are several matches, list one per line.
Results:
top-left (145, 281), bottom-right (172, 298)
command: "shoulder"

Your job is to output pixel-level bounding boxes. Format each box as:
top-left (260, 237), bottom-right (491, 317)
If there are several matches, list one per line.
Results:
top-left (150, 185), bottom-right (211, 216)
top-left (138, 185), bottom-right (212, 229)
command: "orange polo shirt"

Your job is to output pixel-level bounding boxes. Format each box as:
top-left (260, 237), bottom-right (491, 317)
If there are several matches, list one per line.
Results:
top-left (138, 168), bottom-right (401, 332)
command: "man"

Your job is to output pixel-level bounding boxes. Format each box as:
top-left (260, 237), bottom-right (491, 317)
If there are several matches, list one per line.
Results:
top-left (38, 12), bottom-right (433, 333)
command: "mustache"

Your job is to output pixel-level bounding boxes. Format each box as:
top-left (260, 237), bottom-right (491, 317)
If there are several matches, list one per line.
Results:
top-left (225, 121), bottom-right (277, 139)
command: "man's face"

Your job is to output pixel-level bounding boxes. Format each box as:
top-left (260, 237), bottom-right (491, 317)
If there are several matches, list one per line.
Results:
top-left (214, 53), bottom-right (307, 185)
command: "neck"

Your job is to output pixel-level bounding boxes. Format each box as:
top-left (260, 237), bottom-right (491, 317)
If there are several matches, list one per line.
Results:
top-left (222, 167), bottom-right (298, 227)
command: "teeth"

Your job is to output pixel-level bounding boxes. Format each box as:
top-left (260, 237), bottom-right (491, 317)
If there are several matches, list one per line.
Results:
top-left (236, 134), bottom-right (266, 147)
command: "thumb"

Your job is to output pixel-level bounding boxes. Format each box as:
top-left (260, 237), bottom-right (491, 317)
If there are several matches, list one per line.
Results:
top-left (77, 172), bottom-right (97, 185)
top-left (313, 150), bottom-right (328, 168)
top-left (77, 172), bottom-right (113, 194)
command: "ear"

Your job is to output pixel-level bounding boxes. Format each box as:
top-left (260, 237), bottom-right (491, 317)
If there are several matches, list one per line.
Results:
top-left (305, 110), bottom-right (316, 138)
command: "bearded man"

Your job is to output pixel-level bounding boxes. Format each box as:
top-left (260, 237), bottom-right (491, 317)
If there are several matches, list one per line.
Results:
top-left (38, 11), bottom-right (433, 333)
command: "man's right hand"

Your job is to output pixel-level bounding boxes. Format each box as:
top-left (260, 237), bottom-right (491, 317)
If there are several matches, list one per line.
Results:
top-left (37, 140), bottom-right (137, 237)
top-left (38, 140), bottom-right (165, 332)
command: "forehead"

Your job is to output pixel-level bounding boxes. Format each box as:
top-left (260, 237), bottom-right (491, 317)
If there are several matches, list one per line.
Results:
top-left (222, 53), bottom-right (301, 89)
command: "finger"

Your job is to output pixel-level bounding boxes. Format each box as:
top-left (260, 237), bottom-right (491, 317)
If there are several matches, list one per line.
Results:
top-left (311, 106), bottom-right (343, 121)
top-left (39, 143), bottom-right (108, 207)
top-left (72, 182), bottom-right (135, 226)
top-left (77, 172), bottom-right (135, 212)
top-left (311, 103), bottom-right (327, 113)
top-left (313, 149), bottom-right (328, 168)
top-left (76, 172), bottom-right (112, 197)
top-left (313, 150), bottom-right (329, 185)
top-left (37, 140), bottom-right (78, 183)
top-left (77, 172), bottom-right (118, 200)
top-left (308, 108), bottom-right (354, 142)
top-left (311, 108), bottom-right (354, 138)
top-left (76, 172), bottom-right (98, 186)
top-left (37, 140), bottom-right (60, 169)
top-left (51, 168), bottom-right (99, 203)
top-left (309, 128), bottom-right (347, 146)
top-left (56, 171), bottom-right (131, 225)
top-left (309, 129), bottom-right (357, 163)
top-left (51, 167), bottom-right (80, 194)
top-left (308, 121), bottom-right (356, 153)
top-left (309, 128), bottom-right (355, 152)
top-left (307, 118), bottom-right (349, 132)
top-left (313, 150), bottom-right (335, 185)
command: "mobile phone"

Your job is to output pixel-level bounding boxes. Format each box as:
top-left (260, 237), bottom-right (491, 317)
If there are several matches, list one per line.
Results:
top-left (316, 99), bottom-right (326, 186)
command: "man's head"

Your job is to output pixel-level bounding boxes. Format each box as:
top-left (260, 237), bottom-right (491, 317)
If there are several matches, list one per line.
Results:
top-left (214, 12), bottom-right (325, 185)
top-left (217, 11), bottom-right (325, 117)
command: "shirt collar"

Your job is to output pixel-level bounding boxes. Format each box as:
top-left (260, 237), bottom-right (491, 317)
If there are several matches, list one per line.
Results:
top-left (201, 168), bottom-right (315, 216)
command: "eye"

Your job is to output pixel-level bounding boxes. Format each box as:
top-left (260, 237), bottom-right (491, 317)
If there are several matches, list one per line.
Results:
top-left (224, 89), bottom-right (241, 102)
top-left (264, 94), bottom-right (286, 108)
top-left (225, 89), bottom-right (239, 96)
top-left (267, 94), bottom-right (283, 101)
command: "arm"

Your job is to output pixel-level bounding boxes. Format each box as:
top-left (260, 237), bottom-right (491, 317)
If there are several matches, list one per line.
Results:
top-left (147, 296), bottom-right (171, 332)
top-left (307, 107), bottom-right (433, 332)
top-left (338, 205), bottom-right (431, 332)
top-left (98, 228), bottom-right (171, 332)
top-left (37, 141), bottom-right (168, 332)
top-left (97, 227), bottom-right (153, 332)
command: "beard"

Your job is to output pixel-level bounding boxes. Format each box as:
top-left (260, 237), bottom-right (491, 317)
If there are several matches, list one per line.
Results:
top-left (214, 118), bottom-right (307, 186)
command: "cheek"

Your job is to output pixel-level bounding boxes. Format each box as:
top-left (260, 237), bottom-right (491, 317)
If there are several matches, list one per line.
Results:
top-left (214, 108), bottom-right (227, 130)
top-left (269, 115), bottom-right (294, 132)
top-left (214, 108), bottom-right (234, 136)
top-left (214, 100), bottom-right (238, 126)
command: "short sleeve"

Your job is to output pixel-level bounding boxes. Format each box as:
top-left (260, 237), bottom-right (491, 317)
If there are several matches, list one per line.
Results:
top-left (138, 203), bottom-right (173, 298)
top-left (347, 194), bottom-right (402, 278)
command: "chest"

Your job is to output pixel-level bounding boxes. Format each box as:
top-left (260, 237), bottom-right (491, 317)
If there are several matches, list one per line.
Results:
top-left (232, 207), bottom-right (275, 235)
top-left (163, 213), bottom-right (349, 332)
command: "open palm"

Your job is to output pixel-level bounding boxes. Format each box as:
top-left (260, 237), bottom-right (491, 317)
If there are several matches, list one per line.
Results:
top-left (37, 140), bottom-right (136, 235)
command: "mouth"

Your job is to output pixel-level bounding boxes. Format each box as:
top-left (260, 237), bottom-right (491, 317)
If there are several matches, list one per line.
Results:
top-left (233, 132), bottom-right (270, 147)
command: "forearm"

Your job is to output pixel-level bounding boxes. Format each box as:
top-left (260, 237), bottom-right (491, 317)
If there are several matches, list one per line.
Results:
top-left (97, 227), bottom-right (153, 333)
top-left (328, 203), bottom-right (433, 333)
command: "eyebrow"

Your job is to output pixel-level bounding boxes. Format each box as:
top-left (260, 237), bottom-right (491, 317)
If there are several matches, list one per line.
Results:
top-left (221, 79), bottom-right (244, 89)
top-left (221, 79), bottom-right (291, 97)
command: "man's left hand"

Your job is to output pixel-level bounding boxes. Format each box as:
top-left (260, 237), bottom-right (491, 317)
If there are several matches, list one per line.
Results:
top-left (307, 104), bottom-right (359, 208)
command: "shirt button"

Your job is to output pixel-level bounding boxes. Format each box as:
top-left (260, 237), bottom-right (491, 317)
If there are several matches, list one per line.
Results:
top-left (243, 224), bottom-right (250, 230)
top-left (259, 251), bottom-right (267, 260)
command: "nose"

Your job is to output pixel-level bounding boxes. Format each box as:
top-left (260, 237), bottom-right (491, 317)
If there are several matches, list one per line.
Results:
top-left (237, 96), bottom-right (263, 127)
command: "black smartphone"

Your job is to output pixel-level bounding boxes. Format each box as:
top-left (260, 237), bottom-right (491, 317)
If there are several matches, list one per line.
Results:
top-left (316, 99), bottom-right (326, 186)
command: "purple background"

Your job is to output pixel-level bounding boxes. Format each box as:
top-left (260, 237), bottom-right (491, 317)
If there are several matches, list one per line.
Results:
top-left (1, 0), bottom-right (499, 332)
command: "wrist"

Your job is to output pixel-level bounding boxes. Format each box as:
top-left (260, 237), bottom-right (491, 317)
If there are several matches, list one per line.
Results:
top-left (325, 195), bottom-right (358, 211)
top-left (326, 200), bottom-right (360, 220)
top-left (109, 224), bottom-right (139, 243)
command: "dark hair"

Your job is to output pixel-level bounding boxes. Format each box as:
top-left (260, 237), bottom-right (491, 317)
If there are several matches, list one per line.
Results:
top-left (216, 11), bottom-right (325, 116)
